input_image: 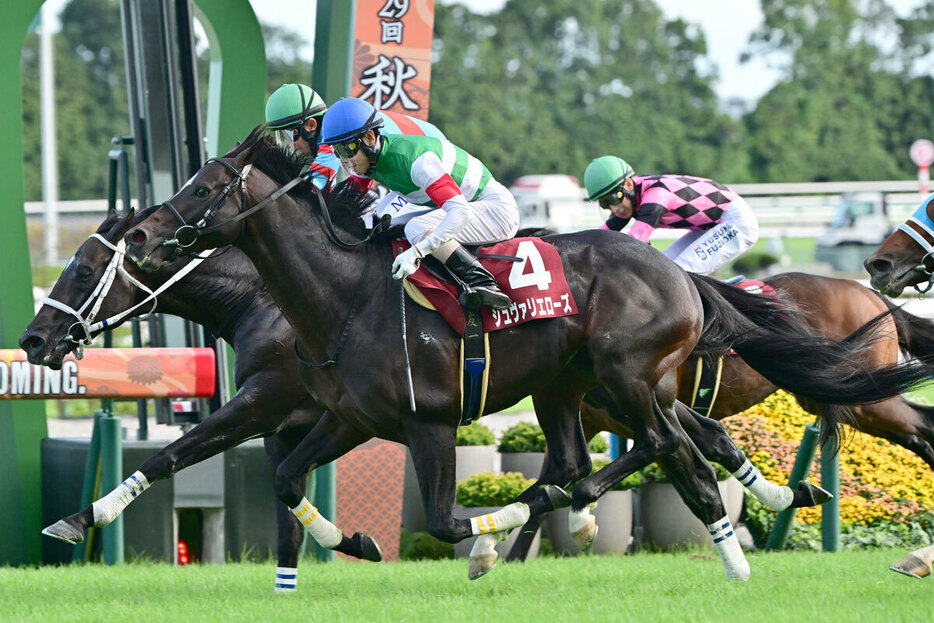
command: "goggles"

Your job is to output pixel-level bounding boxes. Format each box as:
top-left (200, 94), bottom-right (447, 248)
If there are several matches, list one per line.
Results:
top-left (598, 185), bottom-right (627, 210)
top-left (333, 137), bottom-right (364, 160)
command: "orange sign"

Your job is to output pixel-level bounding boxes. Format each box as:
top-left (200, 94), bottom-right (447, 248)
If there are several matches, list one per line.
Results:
top-left (352, 0), bottom-right (435, 120)
top-left (0, 348), bottom-right (215, 399)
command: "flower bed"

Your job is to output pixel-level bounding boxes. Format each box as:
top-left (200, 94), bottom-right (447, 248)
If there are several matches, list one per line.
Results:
top-left (722, 390), bottom-right (934, 549)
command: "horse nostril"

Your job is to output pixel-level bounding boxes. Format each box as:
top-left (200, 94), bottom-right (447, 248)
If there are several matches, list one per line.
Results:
top-left (19, 333), bottom-right (45, 354)
top-left (128, 229), bottom-right (147, 245)
top-left (865, 257), bottom-right (893, 277)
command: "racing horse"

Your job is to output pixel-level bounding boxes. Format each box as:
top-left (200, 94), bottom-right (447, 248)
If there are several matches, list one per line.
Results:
top-left (122, 129), bottom-right (932, 580)
top-left (25, 210), bottom-right (833, 586)
top-left (510, 270), bottom-right (934, 561)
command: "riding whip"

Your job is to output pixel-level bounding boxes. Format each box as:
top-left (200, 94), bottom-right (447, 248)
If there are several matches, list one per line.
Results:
top-left (399, 277), bottom-right (417, 412)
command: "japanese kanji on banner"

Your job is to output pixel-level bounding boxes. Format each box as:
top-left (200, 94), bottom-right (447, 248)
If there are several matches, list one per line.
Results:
top-left (352, 0), bottom-right (435, 120)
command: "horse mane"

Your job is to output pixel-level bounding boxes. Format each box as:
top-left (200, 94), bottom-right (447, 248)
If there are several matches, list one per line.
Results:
top-left (231, 124), bottom-right (373, 236)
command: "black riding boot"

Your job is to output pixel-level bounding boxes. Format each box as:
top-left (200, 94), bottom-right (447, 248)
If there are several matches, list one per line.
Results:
top-left (444, 247), bottom-right (513, 310)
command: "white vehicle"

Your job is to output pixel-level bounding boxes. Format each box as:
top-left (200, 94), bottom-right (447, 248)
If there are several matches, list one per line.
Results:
top-left (817, 192), bottom-right (893, 247)
top-left (510, 174), bottom-right (602, 232)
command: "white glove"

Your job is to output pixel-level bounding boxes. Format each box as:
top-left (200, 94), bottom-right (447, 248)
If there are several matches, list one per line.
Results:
top-left (392, 239), bottom-right (435, 280)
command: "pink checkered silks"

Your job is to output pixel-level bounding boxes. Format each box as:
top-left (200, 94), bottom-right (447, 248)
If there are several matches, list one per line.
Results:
top-left (633, 174), bottom-right (739, 233)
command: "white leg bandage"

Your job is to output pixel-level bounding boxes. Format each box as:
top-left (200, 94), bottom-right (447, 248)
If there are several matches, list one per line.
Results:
top-left (275, 566), bottom-right (297, 593)
top-left (708, 515), bottom-right (750, 581)
top-left (291, 497), bottom-right (342, 549)
top-left (733, 459), bottom-right (793, 510)
top-left (91, 471), bottom-right (149, 526)
top-left (469, 502), bottom-right (530, 536)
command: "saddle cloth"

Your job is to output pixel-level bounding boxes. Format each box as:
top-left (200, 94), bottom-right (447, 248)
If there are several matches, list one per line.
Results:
top-left (393, 237), bottom-right (579, 336)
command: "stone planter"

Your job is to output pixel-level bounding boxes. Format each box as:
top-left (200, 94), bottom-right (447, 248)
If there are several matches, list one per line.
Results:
top-left (452, 505), bottom-right (540, 559)
top-left (402, 445), bottom-right (497, 533)
top-left (499, 452), bottom-right (546, 479)
top-left (544, 490), bottom-right (633, 556)
top-left (638, 476), bottom-right (744, 550)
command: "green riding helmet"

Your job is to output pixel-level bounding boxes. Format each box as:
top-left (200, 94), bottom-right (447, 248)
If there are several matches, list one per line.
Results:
top-left (265, 83), bottom-right (328, 130)
top-left (584, 155), bottom-right (635, 202)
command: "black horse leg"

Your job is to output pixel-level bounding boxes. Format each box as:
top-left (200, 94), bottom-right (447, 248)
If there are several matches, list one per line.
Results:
top-left (42, 389), bottom-right (292, 545)
top-left (673, 402), bottom-right (831, 509)
top-left (273, 410), bottom-right (374, 556)
top-left (263, 431), bottom-right (308, 592)
top-left (506, 387), bottom-right (591, 562)
top-left (572, 377), bottom-right (750, 580)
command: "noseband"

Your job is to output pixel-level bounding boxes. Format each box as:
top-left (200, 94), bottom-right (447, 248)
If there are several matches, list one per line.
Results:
top-left (895, 214), bottom-right (934, 294)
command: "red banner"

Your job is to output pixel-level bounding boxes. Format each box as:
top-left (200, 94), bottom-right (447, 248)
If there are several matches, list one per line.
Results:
top-left (352, 0), bottom-right (435, 120)
top-left (0, 348), bottom-right (215, 399)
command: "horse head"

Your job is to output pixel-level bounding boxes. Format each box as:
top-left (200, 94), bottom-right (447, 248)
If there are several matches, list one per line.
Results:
top-left (20, 208), bottom-right (141, 369)
top-left (865, 196), bottom-right (934, 296)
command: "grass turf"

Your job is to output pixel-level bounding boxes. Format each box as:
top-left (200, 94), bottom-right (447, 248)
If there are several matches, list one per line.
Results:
top-left (0, 549), bottom-right (927, 622)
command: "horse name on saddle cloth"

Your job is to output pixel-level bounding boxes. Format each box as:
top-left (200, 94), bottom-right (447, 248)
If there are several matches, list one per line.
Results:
top-left (395, 237), bottom-right (579, 336)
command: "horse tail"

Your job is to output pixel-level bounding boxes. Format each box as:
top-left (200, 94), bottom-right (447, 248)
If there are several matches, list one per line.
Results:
top-left (884, 300), bottom-right (934, 361)
top-left (688, 273), bottom-right (933, 450)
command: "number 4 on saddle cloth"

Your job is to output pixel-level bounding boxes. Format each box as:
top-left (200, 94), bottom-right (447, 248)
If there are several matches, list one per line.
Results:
top-left (393, 237), bottom-right (579, 425)
top-left (690, 278), bottom-right (776, 416)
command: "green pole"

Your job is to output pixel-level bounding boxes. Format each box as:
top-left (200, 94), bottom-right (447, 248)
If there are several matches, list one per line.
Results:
top-left (820, 446), bottom-right (841, 552)
top-left (313, 462), bottom-right (336, 562)
top-left (765, 423), bottom-right (820, 550)
top-left (0, 0), bottom-right (49, 566)
top-left (98, 411), bottom-right (124, 564)
top-left (73, 410), bottom-right (105, 563)
top-left (312, 0), bottom-right (356, 103)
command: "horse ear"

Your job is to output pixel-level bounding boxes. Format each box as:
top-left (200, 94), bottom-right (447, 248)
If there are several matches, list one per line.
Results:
top-left (118, 207), bottom-right (137, 238)
top-left (232, 123), bottom-right (268, 169)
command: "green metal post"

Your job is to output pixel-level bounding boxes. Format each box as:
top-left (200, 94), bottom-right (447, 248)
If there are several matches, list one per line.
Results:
top-left (312, 0), bottom-right (356, 103)
top-left (73, 410), bottom-right (105, 563)
top-left (0, 0), bottom-right (49, 566)
top-left (192, 0), bottom-right (267, 158)
top-left (765, 423), bottom-right (820, 550)
top-left (98, 411), bottom-right (124, 564)
top-left (821, 447), bottom-right (840, 552)
top-left (313, 462), bottom-right (337, 562)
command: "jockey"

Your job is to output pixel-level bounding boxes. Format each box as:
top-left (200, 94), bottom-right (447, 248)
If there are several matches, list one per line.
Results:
top-left (583, 156), bottom-right (759, 275)
top-left (319, 97), bottom-right (519, 310)
top-left (264, 83), bottom-right (446, 191)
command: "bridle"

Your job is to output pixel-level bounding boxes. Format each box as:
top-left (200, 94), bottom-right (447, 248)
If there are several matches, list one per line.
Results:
top-left (157, 155), bottom-right (389, 253)
top-left (41, 233), bottom-right (214, 359)
top-left (894, 207), bottom-right (934, 295)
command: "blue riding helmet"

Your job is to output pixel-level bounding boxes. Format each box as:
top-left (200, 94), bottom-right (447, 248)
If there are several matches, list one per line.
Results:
top-left (320, 98), bottom-right (385, 175)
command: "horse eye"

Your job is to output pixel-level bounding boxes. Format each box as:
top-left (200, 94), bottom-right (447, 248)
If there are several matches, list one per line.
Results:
top-left (76, 264), bottom-right (94, 281)
top-left (195, 186), bottom-right (210, 198)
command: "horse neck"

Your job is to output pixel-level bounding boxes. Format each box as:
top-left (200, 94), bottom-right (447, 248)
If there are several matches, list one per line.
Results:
top-left (237, 190), bottom-right (378, 358)
top-left (128, 250), bottom-right (265, 342)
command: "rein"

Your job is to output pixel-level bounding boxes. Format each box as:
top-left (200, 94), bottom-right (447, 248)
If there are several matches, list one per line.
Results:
top-left (42, 233), bottom-right (213, 358)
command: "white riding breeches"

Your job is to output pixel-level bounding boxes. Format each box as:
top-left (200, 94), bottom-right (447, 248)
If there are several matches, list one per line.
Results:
top-left (662, 197), bottom-right (759, 275)
top-left (403, 179), bottom-right (520, 246)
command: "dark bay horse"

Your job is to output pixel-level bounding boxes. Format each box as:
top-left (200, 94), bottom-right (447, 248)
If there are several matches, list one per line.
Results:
top-left (122, 130), bottom-right (932, 580)
top-left (510, 271), bottom-right (934, 561)
top-left (25, 210), bottom-right (832, 584)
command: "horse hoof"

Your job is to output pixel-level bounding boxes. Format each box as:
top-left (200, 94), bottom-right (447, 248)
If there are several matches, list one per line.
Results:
top-left (724, 560), bottom-right (751, 582)
top-left (541, 484), bottom-right (572, 511)
top-left (355, 532), bottom-right (383, 562)
top-left (791, 480), bottom-right (833, 508)
top-left (42, 520), bottom-right (84, 545)
top-left (572, 519), bottom-right (598, 551)
top-left (468, 553), bottom-right (498, 580)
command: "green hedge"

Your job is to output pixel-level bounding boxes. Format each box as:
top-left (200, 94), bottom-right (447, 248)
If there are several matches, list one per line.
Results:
top-left (456, 471), bottom-right (533, 507)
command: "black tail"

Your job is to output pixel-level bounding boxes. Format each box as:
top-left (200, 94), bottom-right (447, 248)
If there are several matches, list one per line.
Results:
top-left (884, 300), bottom-right (934, 362)
top-left (689, 273), bottom-right (934, 450)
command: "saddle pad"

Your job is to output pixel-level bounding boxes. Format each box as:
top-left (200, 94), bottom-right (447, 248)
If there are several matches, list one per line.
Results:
top-left (394, 237), bottom-right (579, 336)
